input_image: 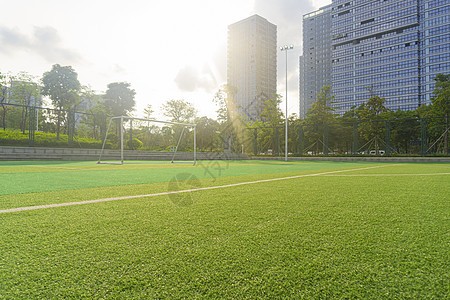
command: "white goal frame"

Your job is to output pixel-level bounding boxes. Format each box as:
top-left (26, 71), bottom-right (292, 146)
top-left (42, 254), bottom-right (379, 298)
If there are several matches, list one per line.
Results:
top-left (97, 116), bottom-right (196, 165)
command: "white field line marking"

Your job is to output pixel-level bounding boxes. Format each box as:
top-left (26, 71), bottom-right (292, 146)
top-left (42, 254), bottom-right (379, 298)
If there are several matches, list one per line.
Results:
top-left (0, 165), bottom-right (390, 214)
top-left (322, 173), bottom-right (450, 177)
top-left (27, 166), bottom-right (88, 170)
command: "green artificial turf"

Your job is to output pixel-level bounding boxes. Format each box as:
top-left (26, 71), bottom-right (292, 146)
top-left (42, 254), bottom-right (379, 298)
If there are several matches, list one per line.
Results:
top-left (0, 160), bottom-right (372, 196)
top-left (0, 161), bottom-right (449, 298)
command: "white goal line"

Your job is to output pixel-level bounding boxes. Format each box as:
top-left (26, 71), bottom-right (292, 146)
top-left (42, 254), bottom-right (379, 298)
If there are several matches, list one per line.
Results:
top-left (0, 164), bottom-right (391, 214)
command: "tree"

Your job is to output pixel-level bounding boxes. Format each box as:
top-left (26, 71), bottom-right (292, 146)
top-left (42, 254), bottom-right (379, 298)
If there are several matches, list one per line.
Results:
top-left (143, 104), bottom-right (154, 120)
top-left (287, 113), bottom-right (302, 154)
top-left (42, 64), bottom-right (81, 139)
top-left (261, 95), bottom-right (283, 126)
top-left (78, 86), bottom-right (107, 140)
top-left (250, 95), bottom-right (284, 155)
top-left (0, 72), bottom-right (12, 130)
top-left (161, 99), bottom-right (197, 151)
top-left (431, 74), bottom-right (450, 153)
top-left (104, 82), bottom-right (136, 116)
top-left (358, 96), bottom-right (389, 154)
top-left (213, 84), bottom-right (246, 152)
top-left (387, 109), bottom-right (419, 154)
top-left (213, 84), bottom-right (238, 124)
top-left (195, 116), bottom-right (220, 151)
top-left (161, 99), bottom-right (196, 123)
top-left (9, 72), bottom-right (41, 133)
top-left (303, 85), bottom-right (335, 154)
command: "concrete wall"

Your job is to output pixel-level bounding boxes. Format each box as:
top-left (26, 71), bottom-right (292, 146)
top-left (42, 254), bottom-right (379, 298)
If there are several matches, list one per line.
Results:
top-left (252, 156), bottom-right (450, 163)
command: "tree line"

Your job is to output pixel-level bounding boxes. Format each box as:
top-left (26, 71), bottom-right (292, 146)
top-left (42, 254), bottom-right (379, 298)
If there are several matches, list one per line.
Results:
top-left (0, 64), bottom-right (448, 155)
top-left (296, 75), bottom-right (449, 155)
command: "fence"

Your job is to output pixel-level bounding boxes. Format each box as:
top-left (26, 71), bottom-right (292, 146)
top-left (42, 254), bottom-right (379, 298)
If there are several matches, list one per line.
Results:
top-left (1, 102), bottom-right (448, 157)
top-left (0, 103), bottom-right (106, 148)
top-left (244, 117), bottom-right (449, 157)
top-left (0, 103), bottom-right (223, 153)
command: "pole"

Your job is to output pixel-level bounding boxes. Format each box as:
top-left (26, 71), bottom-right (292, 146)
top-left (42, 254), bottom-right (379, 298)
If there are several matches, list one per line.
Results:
top-left (36, 107), bottom-right (39, 132)
top-left (281, 45), bottom-right (293, 161)
top-left (385, 120), bottom-right (391, 157)
top-left (130, 119), bottom-right (133, 150)
top-left (421, 118), bottom-right (427, 156)
top-left (194, 125), bottom-right (197, 165)
top-left (285, 49), bottom-right (288, 161)
top-left (120, 116), bottom-right (124, 164)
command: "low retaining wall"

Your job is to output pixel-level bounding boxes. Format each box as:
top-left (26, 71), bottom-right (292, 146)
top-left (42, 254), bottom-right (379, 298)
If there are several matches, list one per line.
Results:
top-left (251, 156), bottom-right (450, 163)
top-left (1, 146), bottom-right (447, 163)
top-left (0, 146), bottom-right (249, 161)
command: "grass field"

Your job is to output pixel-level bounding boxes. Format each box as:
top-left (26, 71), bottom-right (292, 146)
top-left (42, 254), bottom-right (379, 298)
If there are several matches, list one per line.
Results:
top-left (0, 160), bottom-right (449, 298)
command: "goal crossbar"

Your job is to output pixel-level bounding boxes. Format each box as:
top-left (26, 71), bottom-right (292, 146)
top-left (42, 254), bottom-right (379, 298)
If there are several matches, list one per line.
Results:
top-left (97, 116), bottom-right (196, 165)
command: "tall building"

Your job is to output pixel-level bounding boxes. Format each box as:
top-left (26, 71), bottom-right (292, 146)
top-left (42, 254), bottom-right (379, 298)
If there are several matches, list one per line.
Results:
top-left (422, 0), bottom-right (450, 103)
top-left (299, 5), bottom-right (332, 119)
top-left (227, 15), bottom-right (277, 121)
top-left (330, 0), bottom-right (450, 115)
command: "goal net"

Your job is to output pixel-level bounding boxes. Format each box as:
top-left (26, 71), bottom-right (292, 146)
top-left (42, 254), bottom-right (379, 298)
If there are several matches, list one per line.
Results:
top-left (97, 116), bottom-right (196, 165)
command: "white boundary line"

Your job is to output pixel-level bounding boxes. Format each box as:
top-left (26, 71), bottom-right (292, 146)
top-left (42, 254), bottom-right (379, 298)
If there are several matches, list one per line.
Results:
top-left (0, 165), bottom-right (392, 214)
top-left (322, 173), bottom-right (450, 177)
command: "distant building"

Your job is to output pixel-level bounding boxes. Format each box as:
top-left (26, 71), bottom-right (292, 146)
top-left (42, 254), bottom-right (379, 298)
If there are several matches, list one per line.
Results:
top-left (299, 5), bottom-right (332, 119)
top-left (330, 0), bottom-right (450, 114)
top-left (227, 15), bottom-right (277, 121)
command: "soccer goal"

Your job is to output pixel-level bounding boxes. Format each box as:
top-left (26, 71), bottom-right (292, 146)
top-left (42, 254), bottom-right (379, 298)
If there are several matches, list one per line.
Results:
top-left (97, 116), bottom-right (196, 165)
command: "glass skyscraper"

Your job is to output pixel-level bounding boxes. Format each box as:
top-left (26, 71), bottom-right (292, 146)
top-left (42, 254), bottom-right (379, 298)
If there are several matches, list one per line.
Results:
top-left (301, 0), bottom-right (450, 116)
top-left (422, 0), bottom-right (450, 103)
top-left (300, 5), bottom-right (332, 119)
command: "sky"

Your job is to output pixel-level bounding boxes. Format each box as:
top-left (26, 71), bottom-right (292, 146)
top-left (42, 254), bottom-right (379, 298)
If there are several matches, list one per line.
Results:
top-left (1, 0), bottom-right (331, 120)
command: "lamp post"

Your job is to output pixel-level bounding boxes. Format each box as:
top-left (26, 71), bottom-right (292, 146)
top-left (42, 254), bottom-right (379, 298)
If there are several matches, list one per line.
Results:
top-left (280, 44), bottom-right (293, 162)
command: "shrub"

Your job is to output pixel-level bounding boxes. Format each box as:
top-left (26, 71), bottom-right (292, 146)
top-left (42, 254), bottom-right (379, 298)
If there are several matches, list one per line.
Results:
top-left (126, 138), bottom-right (143, 150)
top-left (0, 129), bottom-right (110, 149)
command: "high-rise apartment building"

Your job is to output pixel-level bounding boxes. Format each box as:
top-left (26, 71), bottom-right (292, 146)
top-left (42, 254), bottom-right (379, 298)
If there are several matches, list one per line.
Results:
top-left (227, 15), bottom-right (277, 121)
top-left (299, 5), bottom-right (332, 119)
top-left (330, 0), bottom-right (450, 115)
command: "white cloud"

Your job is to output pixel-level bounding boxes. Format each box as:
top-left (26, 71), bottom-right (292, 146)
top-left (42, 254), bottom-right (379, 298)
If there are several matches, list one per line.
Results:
top-left (0, 25), bottom-right (82, 64)
top-left (174, 65), bottom-right (217, 93)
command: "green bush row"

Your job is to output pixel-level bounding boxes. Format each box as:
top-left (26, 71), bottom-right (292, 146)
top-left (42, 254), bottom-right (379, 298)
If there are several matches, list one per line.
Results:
top-left (0, 129), bottom-right (110, 149)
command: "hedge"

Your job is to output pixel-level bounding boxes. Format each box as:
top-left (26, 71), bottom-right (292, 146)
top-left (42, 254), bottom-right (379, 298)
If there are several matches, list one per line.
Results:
top-left (0, 130), bottom-right (110, 149)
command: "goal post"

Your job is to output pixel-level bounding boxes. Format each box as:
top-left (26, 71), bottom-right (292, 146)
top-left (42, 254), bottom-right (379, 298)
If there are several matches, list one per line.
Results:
top-left (97, 116), bottom-right (196, 165)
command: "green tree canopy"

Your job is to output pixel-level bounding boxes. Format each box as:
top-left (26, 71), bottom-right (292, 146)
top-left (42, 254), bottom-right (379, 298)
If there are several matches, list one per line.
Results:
top-left (9, 72), bottom-right (41, 133)
top-left (42, 65), bottom-right (80, 109)
top-left (104, 82), bottom-right (136, 116)
top-left (212, 85), bottom-right (244, 152)
top-left (213, 84), bottom-right (238, 124)
top-left (302, 85), bottom-right (335, 154)
top-left (432, 74), bottom-right (450, 117)
top-left (359, 95), bottom-right (389, 121)
top-left (143, 104), bottom-right (154, 120)
top-left (304, 86), bottom-right (335, 124)
top-left (0, 72), bottom-right (12, 130)
top-left (431, 74), bottom-right (450, 153)
top-left (161, 99), bottom-right (196, 123)
top-left (261, 95), bottom-right (283, 127)
top-left (79, 86), bottom-right (107, 140)
top-left (358, 96), bottom-right (389, 153)
top-left (42, 64), bottom-right (81, 139)
top-left (195, 116), bottom-right (220, 151)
